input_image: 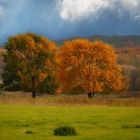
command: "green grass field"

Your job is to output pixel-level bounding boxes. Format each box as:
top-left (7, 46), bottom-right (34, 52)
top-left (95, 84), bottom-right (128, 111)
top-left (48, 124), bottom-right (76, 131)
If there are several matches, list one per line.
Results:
top-left (0, 104), bottom-right (140, 140)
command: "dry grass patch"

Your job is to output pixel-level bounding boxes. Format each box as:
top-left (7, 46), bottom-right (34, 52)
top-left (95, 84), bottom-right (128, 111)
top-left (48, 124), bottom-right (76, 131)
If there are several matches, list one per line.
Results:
top-left (0, 91), bottom-right (140, 106)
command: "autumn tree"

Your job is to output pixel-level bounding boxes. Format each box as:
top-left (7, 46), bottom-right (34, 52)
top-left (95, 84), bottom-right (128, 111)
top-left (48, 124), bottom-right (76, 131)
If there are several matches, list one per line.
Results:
top-left (134, 67), bottom-right (140, 91)
top-left (57, 39), bottom-right (124, 97)
top-left (3, 33), bottom-right (57, 98)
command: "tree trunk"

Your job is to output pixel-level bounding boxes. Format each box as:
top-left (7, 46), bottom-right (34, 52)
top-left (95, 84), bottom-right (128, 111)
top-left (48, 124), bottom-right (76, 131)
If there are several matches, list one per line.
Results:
top-left (88, 92), bottom-right (95, 98)
top-left (32, 91), bottom-right (36, 98)
top-left (31, 76), bottom-right (36, 98)
top-left (88, 92), bottom-right (92, 98)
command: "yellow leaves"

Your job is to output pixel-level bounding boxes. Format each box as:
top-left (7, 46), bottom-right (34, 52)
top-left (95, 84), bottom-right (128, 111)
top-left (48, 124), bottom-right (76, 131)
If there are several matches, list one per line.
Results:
top-left (57, 39), bottom-right (123, 94)
top-left (47, 42), bottom-right (57, 52)
top-left (17, 71), bottom-right (24, 80)
top-left (7, 33), bottom-right (57, 91)
top-left (39, 72), bottom-right (48, 82)
top-left (8, 33), bottom-right (124, 94)
top-left (71, 56), bottom-right (78, 65)
top-left (28, 39), bottom-right (36, 48)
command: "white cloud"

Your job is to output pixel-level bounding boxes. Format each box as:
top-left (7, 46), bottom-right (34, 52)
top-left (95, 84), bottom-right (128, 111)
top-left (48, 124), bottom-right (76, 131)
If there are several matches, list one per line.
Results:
top-left (0, 6), bottom-right (6, 20)
top-left (58, 0), bottom-right (140, 22)
top-left (0, 0), bottom-right (24, 20)
top-left (0, 0), bottom-right (27, 35)
top-left (121, 0), bottom-right (140, 16)
top-left (58, 0), bottom-right (110, 21)
top-left (135, 14), bottom-right (140, 21)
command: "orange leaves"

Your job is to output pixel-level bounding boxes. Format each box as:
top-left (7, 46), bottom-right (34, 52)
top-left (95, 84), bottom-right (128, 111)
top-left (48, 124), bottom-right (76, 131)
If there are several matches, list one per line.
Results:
top-left (39, 72), bottom-right (48, 82)
top-left (5, 33), bottom-right (124, 95)
top-left (57, 39), bottom-right (123, 94)
top-left (6, 33), bottom-right (57, 92)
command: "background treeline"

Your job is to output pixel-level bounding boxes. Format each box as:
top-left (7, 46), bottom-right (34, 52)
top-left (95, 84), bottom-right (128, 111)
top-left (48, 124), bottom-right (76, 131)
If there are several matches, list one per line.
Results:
top-left (117, 49), bottom-right (140, 91)
top-left (0, 35), bottom-right (140, 95)
top-left (56, 35), bottom-right (140, 48)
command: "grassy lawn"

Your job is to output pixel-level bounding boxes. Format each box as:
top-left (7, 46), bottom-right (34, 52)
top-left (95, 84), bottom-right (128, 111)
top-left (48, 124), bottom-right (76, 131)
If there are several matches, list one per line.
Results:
top-left (0, 104), bottom-right (140, 140)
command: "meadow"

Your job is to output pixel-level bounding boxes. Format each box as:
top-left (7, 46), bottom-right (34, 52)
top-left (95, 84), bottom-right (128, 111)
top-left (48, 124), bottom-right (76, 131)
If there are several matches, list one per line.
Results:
top-left (0, 94), bottom-right (140, 140)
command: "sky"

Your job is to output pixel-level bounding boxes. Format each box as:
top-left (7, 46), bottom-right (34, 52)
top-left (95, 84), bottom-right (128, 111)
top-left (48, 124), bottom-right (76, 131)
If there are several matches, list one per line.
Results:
top-left (0, 0), bottom-right (140, 44)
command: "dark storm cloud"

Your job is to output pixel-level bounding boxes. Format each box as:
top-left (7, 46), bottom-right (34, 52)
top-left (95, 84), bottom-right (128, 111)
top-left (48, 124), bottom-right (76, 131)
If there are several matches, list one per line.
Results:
top-left (0, 0), bottom-right (61, 44)
top-left (0, 0), bottom-right (140, 45)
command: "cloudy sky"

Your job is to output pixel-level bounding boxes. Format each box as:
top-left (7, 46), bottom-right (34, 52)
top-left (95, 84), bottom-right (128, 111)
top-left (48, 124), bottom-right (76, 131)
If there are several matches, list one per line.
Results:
top-left (0, 0), bottom-right (140, 44)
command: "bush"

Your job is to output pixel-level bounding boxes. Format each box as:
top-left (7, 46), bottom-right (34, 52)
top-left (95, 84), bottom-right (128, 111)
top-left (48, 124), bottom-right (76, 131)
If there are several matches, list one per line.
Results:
top-left (25, 130), bottom-right (34, 134)
top-left (3, 81), bottom-right (23, 91)
top-left (54, 126), bottom-right (77, 136)
top-left (38, 75), bottom-right (58, 95)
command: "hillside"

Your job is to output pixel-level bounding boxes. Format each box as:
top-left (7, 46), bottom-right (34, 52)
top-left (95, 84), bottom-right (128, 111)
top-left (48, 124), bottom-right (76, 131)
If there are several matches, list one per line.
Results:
top-left (56, 35), bottom-right (140, 48)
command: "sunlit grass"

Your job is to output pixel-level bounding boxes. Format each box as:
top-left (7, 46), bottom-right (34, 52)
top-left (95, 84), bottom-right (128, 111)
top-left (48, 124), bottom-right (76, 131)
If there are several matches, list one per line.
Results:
top-left (0, 104), bottom-right (140, 140)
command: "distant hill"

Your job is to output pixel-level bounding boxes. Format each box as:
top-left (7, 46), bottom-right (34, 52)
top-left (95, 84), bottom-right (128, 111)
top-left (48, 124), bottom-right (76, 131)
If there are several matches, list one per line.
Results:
top-left (56, 35), bottom-right (140, 48)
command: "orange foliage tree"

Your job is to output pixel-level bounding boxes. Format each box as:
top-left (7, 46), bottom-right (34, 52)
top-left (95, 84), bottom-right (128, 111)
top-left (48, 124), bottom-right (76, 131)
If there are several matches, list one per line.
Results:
top-left (4, 33), bottom-right (57, 98)
top-left (57, 39), bottom-right (124, 97)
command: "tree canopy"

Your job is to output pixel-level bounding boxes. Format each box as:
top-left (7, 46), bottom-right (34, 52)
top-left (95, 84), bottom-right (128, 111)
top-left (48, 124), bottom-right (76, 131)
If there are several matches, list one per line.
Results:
top-left (3, 33), bottom-right (57, 97)
top-left (57, 39), bottom-right (124, 97)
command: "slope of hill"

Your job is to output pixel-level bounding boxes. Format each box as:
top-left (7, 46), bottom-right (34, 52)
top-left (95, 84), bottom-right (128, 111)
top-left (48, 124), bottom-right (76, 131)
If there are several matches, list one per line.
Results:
top-left (56, 35), bottom-right (140, 48)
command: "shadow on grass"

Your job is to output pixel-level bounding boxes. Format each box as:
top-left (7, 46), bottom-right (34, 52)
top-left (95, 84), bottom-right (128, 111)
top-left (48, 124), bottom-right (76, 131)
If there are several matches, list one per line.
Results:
top-left (122, 124), bottom-right (140, 129)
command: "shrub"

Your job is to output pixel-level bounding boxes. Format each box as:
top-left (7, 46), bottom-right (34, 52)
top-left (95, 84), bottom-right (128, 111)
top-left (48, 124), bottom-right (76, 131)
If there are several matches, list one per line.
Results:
top-left (38, 75), bottom-right (58, 95)
top-left (25, 130), bottom-right (34, 134)
top-left (3, 81), bottom-right (23, 91)
top-left (54, 126), bottom-right (77, 136)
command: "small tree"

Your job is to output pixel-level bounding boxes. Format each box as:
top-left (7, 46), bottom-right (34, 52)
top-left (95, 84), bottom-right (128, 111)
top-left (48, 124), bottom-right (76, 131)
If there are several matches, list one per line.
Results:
top-left (57, 39), bottom-right (124, 97)
top-left (3, 33), bottom-right (57, 98)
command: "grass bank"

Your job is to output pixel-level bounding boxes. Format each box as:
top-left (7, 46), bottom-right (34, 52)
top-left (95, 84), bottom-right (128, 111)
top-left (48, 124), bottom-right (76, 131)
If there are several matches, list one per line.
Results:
top-left (0, 104), bottom-right (140, 140)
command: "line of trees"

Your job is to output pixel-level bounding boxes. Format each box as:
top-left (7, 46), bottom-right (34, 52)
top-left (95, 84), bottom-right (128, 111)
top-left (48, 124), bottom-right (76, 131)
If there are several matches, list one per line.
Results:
top-left (1, 33), bottom-right (125, 98)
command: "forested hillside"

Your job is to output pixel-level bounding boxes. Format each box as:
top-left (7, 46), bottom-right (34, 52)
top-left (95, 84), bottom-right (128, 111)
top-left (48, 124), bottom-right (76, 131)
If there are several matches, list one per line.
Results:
top-left (56, 35), bottom-right (140, 48)
top-left (0, 36), bottom-right (140, 93)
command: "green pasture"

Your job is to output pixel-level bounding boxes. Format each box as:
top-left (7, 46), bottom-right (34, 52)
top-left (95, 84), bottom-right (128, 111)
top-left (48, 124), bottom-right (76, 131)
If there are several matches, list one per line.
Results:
top-left (0, 104), bottom-right (140, 140)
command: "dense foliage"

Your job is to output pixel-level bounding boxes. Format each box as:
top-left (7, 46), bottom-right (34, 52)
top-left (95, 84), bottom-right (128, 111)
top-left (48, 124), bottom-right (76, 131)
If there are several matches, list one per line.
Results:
top-left (2, 33), bottom-right (58, 97)
top-left (1, 33), bottom-right (140, 97)
top-left (57, 39), bottom-right (124, 97)
top-left (117, 50), bottom-right (140, 92)
top-left (54, 126), bottom-right (77, 136)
